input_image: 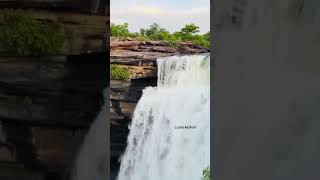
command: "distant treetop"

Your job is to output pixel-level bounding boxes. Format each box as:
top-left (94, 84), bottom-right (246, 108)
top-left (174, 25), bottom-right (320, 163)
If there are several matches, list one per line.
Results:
top-left (110, 22), bottom-right (210, 48)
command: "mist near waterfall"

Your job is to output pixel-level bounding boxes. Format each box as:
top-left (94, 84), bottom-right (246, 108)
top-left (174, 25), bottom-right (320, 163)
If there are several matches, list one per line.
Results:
top-left (72, 90), bottom-right (108, 180)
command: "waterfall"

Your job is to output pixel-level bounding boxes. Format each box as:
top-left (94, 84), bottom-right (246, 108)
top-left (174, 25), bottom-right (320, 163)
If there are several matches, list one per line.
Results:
top-left (117, 54), bottom-right (210, 180)
top-left (213, 1), bottom-right (320, 180)
top-left (72, 89), bottom-right (108, 180)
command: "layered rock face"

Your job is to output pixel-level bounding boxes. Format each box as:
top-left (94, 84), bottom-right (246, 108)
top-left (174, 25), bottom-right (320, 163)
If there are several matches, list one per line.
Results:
top-left (0, 10), bottom-right (107, 56)
top-left (0, 55), bottom-right (107, 180)
top-left (0, 2), bottom-right (108, 180)
top-left (0, 0), bottom-right (107, 15)
top-left (110, 38), bottom-right (209, 175)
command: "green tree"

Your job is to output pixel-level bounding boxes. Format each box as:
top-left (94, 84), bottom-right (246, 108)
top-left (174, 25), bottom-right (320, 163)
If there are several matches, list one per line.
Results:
top-left (181, 23), bottom-right (200, 34)
top-left (110, 23), bottom-right (129, 38)
top-left (145, 23), bottom-right (161, 37)
top-left (203, 31), bottom-right (210, 41)
top-left (140, 28), bottom-right (146, 36)
top-left (180, 23), bottom-right (200, 40)
top-left (143, 23), bottom-right (171, 40)
top-left (110, 22), bottom-right (210, 48)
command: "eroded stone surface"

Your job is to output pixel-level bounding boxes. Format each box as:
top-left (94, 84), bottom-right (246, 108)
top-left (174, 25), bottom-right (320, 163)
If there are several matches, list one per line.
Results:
top-left (0, 10), bottom-right (108, 55)
top-left (0, 54), bottom-right (107, 179)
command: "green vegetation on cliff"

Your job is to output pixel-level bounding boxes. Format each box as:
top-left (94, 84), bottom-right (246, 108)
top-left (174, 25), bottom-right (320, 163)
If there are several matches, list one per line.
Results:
top-left (110, 22), bottom-right (130, 39)
top-left (202, 166), bottom-right (211, 180)
top-left (111, 22), bottom-right (210, 48)
top-left (110, 64), bottom-right (132, 80)
top-left (1, 9), bottom-right (65, 56)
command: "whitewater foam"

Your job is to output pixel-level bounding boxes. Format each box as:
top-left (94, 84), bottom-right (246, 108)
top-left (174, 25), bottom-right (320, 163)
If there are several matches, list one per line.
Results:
top-left (117, 54), bottom-right (210, 180)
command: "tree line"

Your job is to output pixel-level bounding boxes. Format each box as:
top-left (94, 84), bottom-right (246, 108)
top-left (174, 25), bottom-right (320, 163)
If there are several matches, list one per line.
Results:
top-left (110, 22), bottom-right (210, 48)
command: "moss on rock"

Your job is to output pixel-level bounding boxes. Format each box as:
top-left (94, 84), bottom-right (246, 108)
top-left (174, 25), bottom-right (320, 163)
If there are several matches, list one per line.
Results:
top-left (1, 9), bottom-right (65, 56)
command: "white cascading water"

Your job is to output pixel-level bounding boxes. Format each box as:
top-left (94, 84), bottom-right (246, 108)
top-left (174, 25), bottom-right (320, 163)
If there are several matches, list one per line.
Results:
top-left (117, 54), bottom-right (210, 180)
top-left (213, 1), bottom-right (320, 180)
top-left (72, 89), bottom-right (108, 180)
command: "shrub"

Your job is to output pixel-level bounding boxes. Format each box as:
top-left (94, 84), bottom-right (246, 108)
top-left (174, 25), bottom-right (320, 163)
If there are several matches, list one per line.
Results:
top-left (203, 32), bottom-right (210, 42)
top-left (1, 9), bottom-right (65, 56)
top-left (193, 35), bottom-right (210, 48)
top-left (135, 35), bottom-right (150, 42)
top-left (202, 166), bottom-right (211, 180)
top-left (110, 64), bottom-right (131, 80)
top-left (129, 32), bottom-right (140, 38)
top-left (165, 37), bottom-right (180, 48)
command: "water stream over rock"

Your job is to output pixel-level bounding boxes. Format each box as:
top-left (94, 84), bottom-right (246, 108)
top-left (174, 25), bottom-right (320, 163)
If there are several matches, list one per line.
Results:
top-left (117, 54), bottom-right (210, 180)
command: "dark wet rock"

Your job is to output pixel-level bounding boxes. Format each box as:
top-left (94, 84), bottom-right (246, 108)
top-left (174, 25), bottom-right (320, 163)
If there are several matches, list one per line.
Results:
top-left (0, 10), bottom-right (107, 56)
top-left (0, 4), bottom-right (108, 179)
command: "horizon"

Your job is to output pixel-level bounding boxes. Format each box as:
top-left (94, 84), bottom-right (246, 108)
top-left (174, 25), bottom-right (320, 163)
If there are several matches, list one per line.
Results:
top-left (110, 22), bottom-right (210, 35)
top-left (110, 0), bottom-right (210, 34)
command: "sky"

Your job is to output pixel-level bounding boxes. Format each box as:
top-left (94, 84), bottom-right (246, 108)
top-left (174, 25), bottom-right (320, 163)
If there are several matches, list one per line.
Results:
top-left (110, 0), bottom-right (210, 34)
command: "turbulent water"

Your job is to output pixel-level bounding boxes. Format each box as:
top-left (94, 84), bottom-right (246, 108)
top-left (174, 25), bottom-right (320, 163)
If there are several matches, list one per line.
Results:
top-left (117, 54), bottom-right (210, 180)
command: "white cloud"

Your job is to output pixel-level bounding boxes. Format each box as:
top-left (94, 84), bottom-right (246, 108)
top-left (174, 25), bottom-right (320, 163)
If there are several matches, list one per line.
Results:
top-left (112, 5), bottom-right (209, 16)
top-left (111, 5), bottom-right (210, 34)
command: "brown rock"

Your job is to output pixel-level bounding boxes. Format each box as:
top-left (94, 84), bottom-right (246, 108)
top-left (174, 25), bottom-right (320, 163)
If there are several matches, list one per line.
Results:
top-left (0, 163), bottom-right (44, 180)
top-left (0, 122), bottom-right (5, 143)
top-left (0, 146), bottom-right (15, 162)
top-left (31, 127), bottom-right (85, 167)
top-left (0, 10), bottom-right (108, 55)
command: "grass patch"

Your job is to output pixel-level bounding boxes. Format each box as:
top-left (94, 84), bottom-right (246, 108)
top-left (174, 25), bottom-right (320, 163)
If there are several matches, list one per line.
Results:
top-left (1, 9), bottom-right (65, 56)
top-left (110, 64), bottom-right (132, 80)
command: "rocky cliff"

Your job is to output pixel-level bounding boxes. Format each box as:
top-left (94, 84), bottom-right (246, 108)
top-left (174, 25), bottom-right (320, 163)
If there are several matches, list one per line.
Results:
top-left (0, 0), bottom-right (107, 15)
top-left (0, 3), bottom-right (108, 180)
top-left (110, 38), bottom-right (209, 175)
